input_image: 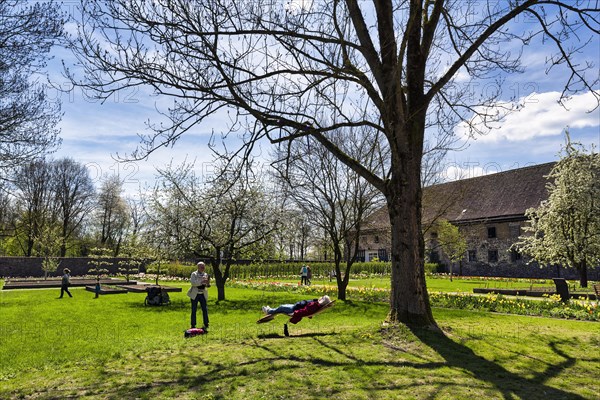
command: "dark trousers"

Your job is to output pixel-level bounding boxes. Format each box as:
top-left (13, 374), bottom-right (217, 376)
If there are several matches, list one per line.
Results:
top-left (60, 285), bottom-right (72, 298)
top-left (191, 293), bottom-right (209, 328)
top-left (301, 276), bottom-right (308, 285)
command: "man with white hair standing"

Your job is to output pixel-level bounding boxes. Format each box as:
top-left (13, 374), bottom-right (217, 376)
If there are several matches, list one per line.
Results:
top-left (187, 261), bottom-right (210, 331)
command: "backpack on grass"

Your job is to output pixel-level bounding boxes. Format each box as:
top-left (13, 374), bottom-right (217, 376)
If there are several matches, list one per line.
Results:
top-left (145, 285), bottom-right (170, 306)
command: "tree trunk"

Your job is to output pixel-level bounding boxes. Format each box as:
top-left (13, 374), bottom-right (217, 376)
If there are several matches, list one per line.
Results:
top-left (61, 220), bottom-right (68, 257)
top-left (26, 237), bottom-right (34, 257)
top-left (210, 264), bottom-right (226, 301)
top-left (386, 170), bottom-right (436, 328)
top-left (335, 267), bottom-right (350, 301)
top-left (211, 263), bottom-right (226, 301)
top-left (216, 277), bottom-right (226, 301)
top-left (337, 278), bottom-right (347, 300)
top-left (333, 244), bottom-right (349, 300)
top-left (210, 250), bottom-right (227, 301)
top-left (577, 260), bottom-right (588, 288)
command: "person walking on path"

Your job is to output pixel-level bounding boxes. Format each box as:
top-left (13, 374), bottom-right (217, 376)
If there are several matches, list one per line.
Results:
top-left (59, 268), bottom-right (73, 298)
top-left (188, 261), bottom-right (210, 331)
top-left (300, 265), bottom-right (308, 285)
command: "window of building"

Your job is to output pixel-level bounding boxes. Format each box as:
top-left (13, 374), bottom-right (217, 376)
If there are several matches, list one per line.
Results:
top-left (487, 226), bottom-right (497, 239)
top-left (510, 249), bottom-right (522, 262)
top-left (374, 235), bottom-right (380, 244)
top-left (367, 251), bottom-right (379, 261)
top-left (509, 223), bottom-right (521, 238)
top-left (430, 251), bottom-right (440, 263)
top-left (488, 249), bottom-right (498, 263)
top-left (378, 248), bottom-right (388, 262)
top-left (468, 250), bottom-right (477, 262)
top-left (431, 232), bottom-right (438, 239)
top-left (357, 250), bottom-right (365, 262)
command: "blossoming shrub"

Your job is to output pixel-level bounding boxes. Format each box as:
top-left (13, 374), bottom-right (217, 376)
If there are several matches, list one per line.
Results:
top-left (227, 280), bottom-right (600, 321)
top-left (227, 262), bottom-right (394, 279)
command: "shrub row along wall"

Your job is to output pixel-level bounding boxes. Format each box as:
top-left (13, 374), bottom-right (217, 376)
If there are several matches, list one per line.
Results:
top-left (0, 257), bottom-right (138, 278)
top-left (227, 261), bottom-right (392, 280)
top-left (2, 256), bottom-right (598, 281)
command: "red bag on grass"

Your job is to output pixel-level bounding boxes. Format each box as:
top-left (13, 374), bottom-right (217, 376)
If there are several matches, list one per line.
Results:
top-left (184, 328), bottom-right (206, 338)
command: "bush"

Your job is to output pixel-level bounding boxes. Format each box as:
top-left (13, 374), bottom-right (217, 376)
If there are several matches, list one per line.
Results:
top-left (424, 263), bottom-right (439, 274)
top-left (227, 261), bottom-right (392, 279)
top-left (163, 261), bottom-right (196, 278)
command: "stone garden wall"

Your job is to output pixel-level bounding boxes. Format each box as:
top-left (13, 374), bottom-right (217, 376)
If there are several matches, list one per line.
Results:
top-left (0, 257), bottom-right (141, 278)
top-left (447, 261), bottom-right (600, 281)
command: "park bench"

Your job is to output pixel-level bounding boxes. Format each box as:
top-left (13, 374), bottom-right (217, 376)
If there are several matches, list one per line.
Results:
top-left (593, 284), bottom-right (600, 301)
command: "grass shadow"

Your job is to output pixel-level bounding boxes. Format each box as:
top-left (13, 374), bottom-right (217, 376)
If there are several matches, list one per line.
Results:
top-left (256, 331), bottom-right (336, 339)
top-left (408, 325), bottom-right (588, 400)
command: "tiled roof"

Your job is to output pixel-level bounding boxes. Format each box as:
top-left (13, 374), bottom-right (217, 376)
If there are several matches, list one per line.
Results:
top-left (362, 162), bottom-right (555, 228)
top-left (424, 162), bottom-right (554, 223)
top-left (360, 206), bottom-right (390, 231)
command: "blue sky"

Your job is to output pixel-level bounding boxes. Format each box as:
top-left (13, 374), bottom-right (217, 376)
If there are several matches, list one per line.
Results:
top-left (43, 3), bottom-right (600, 195)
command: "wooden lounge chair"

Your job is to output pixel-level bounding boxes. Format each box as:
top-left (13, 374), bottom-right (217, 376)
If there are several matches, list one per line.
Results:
top-left (257, 301), bottom-right (336, 324)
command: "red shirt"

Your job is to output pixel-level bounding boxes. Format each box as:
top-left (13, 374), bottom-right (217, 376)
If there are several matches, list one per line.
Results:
top-left (289, 301), bottom-right (321, 324)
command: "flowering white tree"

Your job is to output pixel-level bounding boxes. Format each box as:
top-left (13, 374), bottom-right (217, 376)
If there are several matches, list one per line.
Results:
top-left (518, 135), bottom-right (600, 287)
top-left (146, 160), bottom-right (281, 300)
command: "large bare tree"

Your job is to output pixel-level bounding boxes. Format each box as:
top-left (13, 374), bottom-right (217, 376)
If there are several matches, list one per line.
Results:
top-left (0, 1), bottom-right (63, 175)
top-left (12, 159), bottom-right (55, 256)
top-left (95, 174), bottom-right (130, 255)
top-left (68, 1), bottom-right (600, 327)
top-left (273, 133), bottom-right (384, 300)
top-left (52, 158), bottom-right (96, 256)
top-left (9, 158), bottom-right (95, 257)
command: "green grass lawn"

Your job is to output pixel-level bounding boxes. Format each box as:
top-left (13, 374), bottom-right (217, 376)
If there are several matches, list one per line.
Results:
top-left (1, 283), bottom-right (598, 399)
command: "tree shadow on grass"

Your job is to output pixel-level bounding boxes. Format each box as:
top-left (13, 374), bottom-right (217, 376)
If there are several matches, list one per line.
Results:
top-left (73, 329), bottom-right (447, 399)
top-left (408, 325), bottom-right (588, 400)
top-left (256, 331), bottom-right (336, 339)
top-left (124, 296), bottom-right (272, 313)
top-left (33, 318), bottom-right (593, 399)
top-left (124, 298), bottom-right (189, 312)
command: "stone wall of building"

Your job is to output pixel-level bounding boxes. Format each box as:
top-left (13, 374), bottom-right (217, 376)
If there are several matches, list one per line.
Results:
top-left (457, 220), bottom-right (524, 264)
top-left (427, 219), bottom-right (600, 280)
top-left (356, 229), bottom-right (392, 262)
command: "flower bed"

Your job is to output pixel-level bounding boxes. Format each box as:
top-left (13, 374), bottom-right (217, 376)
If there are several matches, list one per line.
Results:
top-left (430, 292), bottom-right (599, 321)
top-left (227, 279), bottom-right (600, 322)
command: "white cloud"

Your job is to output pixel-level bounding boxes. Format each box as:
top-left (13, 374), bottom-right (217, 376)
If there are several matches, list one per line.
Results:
top-left (456, 90), bottom-right (600, 143)
top-left (285, 0), bottom-right (314, 14)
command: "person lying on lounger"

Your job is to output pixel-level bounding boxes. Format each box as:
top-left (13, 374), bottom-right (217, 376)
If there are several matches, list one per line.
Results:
top-left (261, 295), bottom-right (332, 324)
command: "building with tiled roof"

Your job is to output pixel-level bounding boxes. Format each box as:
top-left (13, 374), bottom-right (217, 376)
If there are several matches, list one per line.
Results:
top-left (357, 162), bottom-right (556, 273)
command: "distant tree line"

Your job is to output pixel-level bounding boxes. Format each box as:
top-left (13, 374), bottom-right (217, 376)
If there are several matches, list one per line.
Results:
top-left (0, 156), bottom-right (379, 268)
